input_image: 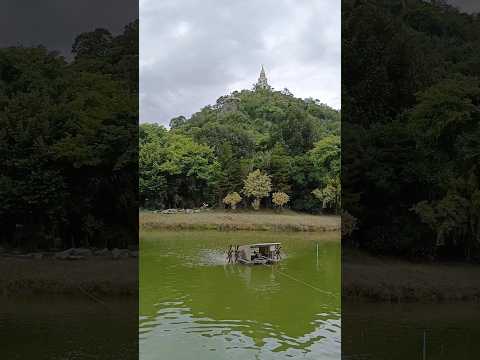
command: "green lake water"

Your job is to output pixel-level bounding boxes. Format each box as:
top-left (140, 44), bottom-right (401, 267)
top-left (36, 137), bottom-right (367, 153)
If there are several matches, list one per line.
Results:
top-left (139, 230), bottom-right (341, 360)
top-left (343, 302), bottom-right (480, 359)
top-left (0, 297), bottom-right (138, 359)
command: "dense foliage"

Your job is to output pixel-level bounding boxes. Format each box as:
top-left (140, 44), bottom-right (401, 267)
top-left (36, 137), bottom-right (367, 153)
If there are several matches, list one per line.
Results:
top-left (140, 87), bottom-right (340, 213)
top-left (0, 21), bottom-right (138, 250)
top-left (343, 0), bottom-right (480, 260)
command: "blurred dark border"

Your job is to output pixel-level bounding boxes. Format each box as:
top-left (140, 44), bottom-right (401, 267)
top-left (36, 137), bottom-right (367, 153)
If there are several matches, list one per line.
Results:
top-left (0, 1), bottom-right (138, 359)
top-left (342, 0), bottom-right (480, 358)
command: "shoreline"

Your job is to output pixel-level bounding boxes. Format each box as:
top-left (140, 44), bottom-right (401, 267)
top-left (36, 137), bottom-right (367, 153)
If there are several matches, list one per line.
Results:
top-left (343, 249), bottom-right (480, 302)
top-left (0, 256), bottom-right (137, 297)
top-left (1, 210), bottom-right (339, 297)
top-left (140, 210), bottom-right (341, 232)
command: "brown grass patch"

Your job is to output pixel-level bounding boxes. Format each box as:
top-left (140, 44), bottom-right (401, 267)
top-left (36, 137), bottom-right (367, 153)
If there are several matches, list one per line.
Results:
top-left (0, 257), bottom-right (137, 297)
top-left (343, 249), bottom-right (480, 302)
top-left (140, 210), bottom-right (340, 232)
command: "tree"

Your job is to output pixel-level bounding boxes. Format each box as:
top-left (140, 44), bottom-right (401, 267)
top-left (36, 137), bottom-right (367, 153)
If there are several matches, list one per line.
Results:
top-left (341, 0), bottom-right (480, 259)
top-left (280, 106), bottom-right (315, 155)
top-left (139, 139), bottom-right (167, 209)
top-left (272, 192), bottom-right (290, 210)
top-left (216, 142), bottom-right (243, 203)
top-left (139, 129), bottom-right (220, 209)
top-left (313, 176), bottom-right (341, 214)
top-left (341, 211), bottom-right (358, 239)
top-left (223, 192), bottom-right (242, 210)
top-left (0, 21), bottom-right (139, 250)
top-left (72, 28), bottom-right (113, 60)
top-left (139, 123), bottom-right (167, 146)
top-left (139, 72), bottom-right (340, 215)
top-left (242, 170), bottom-right (272, 210)
top-left (270, 143), bottom-right (292, 193)
top-left (169, 116), bottom-right (186, 129)
top-left (309, 135), bottom-right (340, 181)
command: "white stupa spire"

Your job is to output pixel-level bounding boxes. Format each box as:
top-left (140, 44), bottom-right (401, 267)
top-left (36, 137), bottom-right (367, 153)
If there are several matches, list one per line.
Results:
top-left (256, 65), bottom-right (270, 90)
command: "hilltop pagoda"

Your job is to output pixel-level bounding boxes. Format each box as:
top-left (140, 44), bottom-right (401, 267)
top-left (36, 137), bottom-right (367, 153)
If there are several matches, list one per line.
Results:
top-left (255, 65), bottom-right (271, 90)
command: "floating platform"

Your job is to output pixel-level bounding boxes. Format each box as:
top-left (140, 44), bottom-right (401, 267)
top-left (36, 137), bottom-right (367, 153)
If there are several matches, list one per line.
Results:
top-left (226, 243), bottom-right (281, 265)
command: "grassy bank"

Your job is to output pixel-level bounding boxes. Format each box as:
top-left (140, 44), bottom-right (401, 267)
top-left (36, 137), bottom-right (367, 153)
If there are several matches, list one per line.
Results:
top-left (343, 249), bottom-right (480, 302)
top-left (140, 210), bottom-right (340, 232)
top-left (0, 257), bottom-right (137, 297)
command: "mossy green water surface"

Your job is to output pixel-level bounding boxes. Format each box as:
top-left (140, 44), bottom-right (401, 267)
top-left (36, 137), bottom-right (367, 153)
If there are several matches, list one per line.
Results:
top-left (140, 231), bottom-right (341, 360)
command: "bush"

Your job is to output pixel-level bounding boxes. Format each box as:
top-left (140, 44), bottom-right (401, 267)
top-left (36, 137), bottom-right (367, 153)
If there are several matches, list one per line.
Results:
top-left (341, 211), bottom-right (357, 238)
top-left (223, 192), bottom-right (242, 210)
top-left (272, 192), bottom-right (290, 210)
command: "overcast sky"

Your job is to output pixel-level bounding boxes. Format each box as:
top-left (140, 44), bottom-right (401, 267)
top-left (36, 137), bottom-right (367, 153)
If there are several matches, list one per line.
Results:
top-left (0, 0), bottom-right (137, 56)
top-left (2, 0), bottom-right (476, 127)
top-left (140, 0), bottom-right (341, 125)
top-left (450, 0), bottom-right (480, 13)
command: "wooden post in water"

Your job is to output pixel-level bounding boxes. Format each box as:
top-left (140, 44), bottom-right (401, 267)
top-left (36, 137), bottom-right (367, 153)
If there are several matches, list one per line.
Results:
top-left (423, 330), bottom-right (426, 360)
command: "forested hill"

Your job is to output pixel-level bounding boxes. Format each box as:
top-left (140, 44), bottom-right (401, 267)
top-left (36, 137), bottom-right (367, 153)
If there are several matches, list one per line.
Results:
top-left (140, 88), bottom-right (341, 213)
top-left (0, 21), bottom-right (138, 250)
top-left (343, 0), bottom-right (480, 260)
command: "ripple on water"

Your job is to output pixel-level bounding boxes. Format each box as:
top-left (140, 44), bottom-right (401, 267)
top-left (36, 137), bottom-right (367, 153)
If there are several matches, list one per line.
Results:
top-left (140, 233), bottom-right (341, 359)
top-left (140, 302), bottom-right (340, 359)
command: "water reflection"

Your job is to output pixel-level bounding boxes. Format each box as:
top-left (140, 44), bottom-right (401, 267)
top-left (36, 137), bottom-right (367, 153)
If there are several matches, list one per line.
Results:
top-left (140, 231), bottom-right (341, 360)
top-left (343, 302), bottom-right (480, 360)
top-left (0, 297), bottom-right (138, 360)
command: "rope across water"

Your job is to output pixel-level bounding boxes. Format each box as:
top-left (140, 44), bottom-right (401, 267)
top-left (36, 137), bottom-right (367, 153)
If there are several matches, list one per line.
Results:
top-left (273, 269), bottom-right (339, 299)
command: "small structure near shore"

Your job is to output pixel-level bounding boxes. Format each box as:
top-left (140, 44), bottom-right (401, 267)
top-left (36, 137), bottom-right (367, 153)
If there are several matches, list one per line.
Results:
top-left (226, 243), bottom-right (281, 265)
top-left (158, 203), bottom-right (211, 215)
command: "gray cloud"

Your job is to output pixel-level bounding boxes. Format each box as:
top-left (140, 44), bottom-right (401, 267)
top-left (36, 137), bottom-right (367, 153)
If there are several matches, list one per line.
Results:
top-left (448, 0), bottom-right (480, 13)
top-left (0, 0), bottom-right (138, 56)
top-left (140, 0), bottom-right (341, 125)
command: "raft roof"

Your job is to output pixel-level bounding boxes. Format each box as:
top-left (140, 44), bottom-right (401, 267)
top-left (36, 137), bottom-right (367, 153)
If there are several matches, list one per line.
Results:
top-left (247, 242), bottom-right (281, 247)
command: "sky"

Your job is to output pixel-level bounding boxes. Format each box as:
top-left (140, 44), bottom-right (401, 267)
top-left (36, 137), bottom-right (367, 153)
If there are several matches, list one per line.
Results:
top-left (1, 0), bottom-right (477, 127)
top-left (0, 0), bottom-right (137, 57)
top-left (449, 0), bottom-right (480, 13)
top-left (140, 0), bottom-right (341, 125)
